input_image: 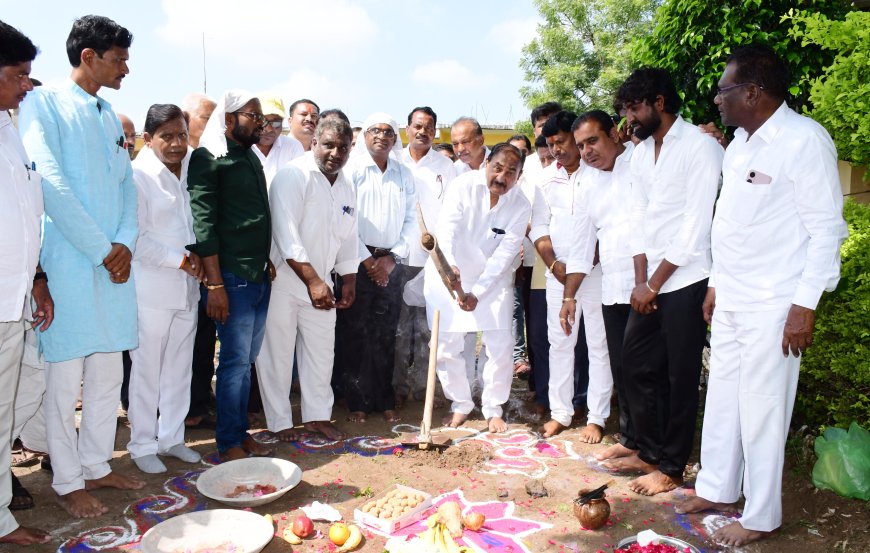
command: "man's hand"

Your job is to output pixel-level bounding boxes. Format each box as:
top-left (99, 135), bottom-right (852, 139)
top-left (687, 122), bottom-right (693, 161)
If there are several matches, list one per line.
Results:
top-left (181, 253), bottom-right (205, 281)
top-left (702, 287), bottom-right (716, 324)
top-left (364, 257), bottom-right (387, 286)
top-left (630, 282), bottom-right (657, 315)
top-left (109, 264), bottom-right (131, 284)
top-left (458, 293), bottom-right (478, 312)
top-left (31, 280), bottom-right (54, 331)
top-left (335, 275), bottom-right (356, 309)
top-left (307, 277), bottom-right (336, 310)
top-left (103, 243), bottom-right (132, 281)
top-left (698, 122), bottom-right (729, 149)
top-left (782, 304), bottom-right (815, 357)
top-left (551, 260), bottom-right (567, 285)
top-left (207, 287), bottom-right (230, 324)
top-left (559, 300), bottom-right (576, 336)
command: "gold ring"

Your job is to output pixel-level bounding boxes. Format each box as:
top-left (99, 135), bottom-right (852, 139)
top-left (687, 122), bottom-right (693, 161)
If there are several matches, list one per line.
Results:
top-left (559, 317), bottom-right (567, 321)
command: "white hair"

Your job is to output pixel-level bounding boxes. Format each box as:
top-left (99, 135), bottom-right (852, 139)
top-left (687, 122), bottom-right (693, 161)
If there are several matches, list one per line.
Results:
top-left (182, 93), bottom-right (214, 114)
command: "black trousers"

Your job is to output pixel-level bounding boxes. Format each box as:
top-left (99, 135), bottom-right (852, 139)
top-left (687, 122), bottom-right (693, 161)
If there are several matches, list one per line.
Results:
top-left (334, 263), bottom-right (403, 414)
top-left (602, 303), bottom-right (637, 449)
top-left (188, 285), bottom-right (217, 419)
top-left (622, 279), bottom-right (708, 477)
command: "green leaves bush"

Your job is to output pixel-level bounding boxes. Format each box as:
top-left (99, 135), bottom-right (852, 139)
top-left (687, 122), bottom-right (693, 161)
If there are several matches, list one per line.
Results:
top-left (795, 200), bottom-right (870, 428)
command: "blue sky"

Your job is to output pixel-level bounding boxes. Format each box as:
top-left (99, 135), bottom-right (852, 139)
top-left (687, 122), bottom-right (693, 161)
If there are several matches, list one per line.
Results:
top-left (3, 0), bottom-right (541, 130)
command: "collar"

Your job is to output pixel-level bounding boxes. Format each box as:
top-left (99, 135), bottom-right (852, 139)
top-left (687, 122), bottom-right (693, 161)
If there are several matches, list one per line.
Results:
top-left (0, 110), bottom-right (11, 131)
top-left (63, 78), bottom-right (110, 111)
top-left (662, 115), bottom-right (687, 143)
top-left (134, 144), bottom-right (190, 179)
top-left (747, 102), bottom-right (789, 145)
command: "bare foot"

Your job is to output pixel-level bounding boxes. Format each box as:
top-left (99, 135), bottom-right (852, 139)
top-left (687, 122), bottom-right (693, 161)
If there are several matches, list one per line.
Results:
top-left (0, 525), bottom-right (51, 545)
top-left (674, 495), bottom-right (739, 515)
top-left (628, 470), bottom-right (682, 496)
top-left (594, 442), bottom-right (637, 461)
top-left (442, 412), bottom-right (468, 427)
top-left (712, 521), bottom-right (771, 547)
top-left (539, 419), bottom-right (567, 438)
top-left (219, 447), bottom-right (248, 462)
top-left (304, 420), bottom-right (346, 441)
top-left (394, 393), bottom-right (406, 410)
top-left (532, 403), bottom-right (547, 417)
top-left (578, 423), bottom-right (604, 444)
top-left (383, 410), bottom-right (401, 423)
top-left (242, 435), bottom-right (274, 457)
top-left (347, 411), bottom-right (367, 423)
top-left (274, 428), bottom-right (302, 442)
top-left (603, 454), bottom-right (658, 474)
top-left (85, 471), bottom-right (145, 491)
top-left (487, 416), bottom-right (508, 433)
top-left (56, 489), bottom-right (109, 518)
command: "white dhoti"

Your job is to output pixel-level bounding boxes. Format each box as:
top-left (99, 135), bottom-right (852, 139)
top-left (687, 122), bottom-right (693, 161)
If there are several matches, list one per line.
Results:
top-left (695, 306), bottom-right (799, 532)
top-left (45, 351), bottom-right (122, 495)
top-left (13, 327), bottom-right (47, 454)
top-left (257, 285), bottom-right (336, 431)
top-left (545, 265), bottom-right (612, 427)
top-left (0, 320), bottom-right (25, 537)
top-left (437, 329), bottom-right (512, 419)
top-left (127, 305), bottom-right (197, 459)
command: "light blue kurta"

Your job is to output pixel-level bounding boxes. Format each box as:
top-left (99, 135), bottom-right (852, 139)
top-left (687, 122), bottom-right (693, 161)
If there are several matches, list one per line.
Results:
top-left (18, 79), bottom-right (138, 362)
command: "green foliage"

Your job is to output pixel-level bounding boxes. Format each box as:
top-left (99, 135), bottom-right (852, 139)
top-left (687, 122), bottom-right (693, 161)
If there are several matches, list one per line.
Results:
top-left (795, 200), bottom-right (870, 429)
top-left (788, 11), bottom-right (870, 166)
top-left (632, 0), bottom-right (852, 125)
top-left (518, 0), bottom-right (660, 122)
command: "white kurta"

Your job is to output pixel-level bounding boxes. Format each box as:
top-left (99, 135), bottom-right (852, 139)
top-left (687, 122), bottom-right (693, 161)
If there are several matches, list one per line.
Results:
top-left (401, 146), bottom-right (457, 267)
top-left (696, 103), bottom-right (847, 533)
top-left (453, 147), bottom-right (490, 176)
top-left (257, 154), bottom-right (358, 430)
top-left (128, 146), bottom-right (199, 460)
top-left (252, 134), bottom-right (305, 185)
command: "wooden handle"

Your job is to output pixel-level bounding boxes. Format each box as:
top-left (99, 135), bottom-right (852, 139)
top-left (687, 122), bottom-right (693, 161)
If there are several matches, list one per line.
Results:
top-left (419, 309), bottom-right (440, 443)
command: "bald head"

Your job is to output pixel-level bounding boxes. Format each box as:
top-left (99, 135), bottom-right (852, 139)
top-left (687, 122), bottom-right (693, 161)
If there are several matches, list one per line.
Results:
top-left (117, 113), bottom-right (135, 159)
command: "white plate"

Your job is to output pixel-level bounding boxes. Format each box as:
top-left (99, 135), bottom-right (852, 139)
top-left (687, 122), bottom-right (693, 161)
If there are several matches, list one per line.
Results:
top-left (196, 457), bottom-right (302, 507)
top-left (139, 509), bottom-right (273, 553)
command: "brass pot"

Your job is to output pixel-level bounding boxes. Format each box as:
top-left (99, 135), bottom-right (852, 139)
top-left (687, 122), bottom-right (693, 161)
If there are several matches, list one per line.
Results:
top-left (573, 488), bottom-right (610, 530)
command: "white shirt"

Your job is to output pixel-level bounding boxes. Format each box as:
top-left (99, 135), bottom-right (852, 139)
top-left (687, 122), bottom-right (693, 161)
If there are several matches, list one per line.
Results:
top-left (270, 153), bottom-right (359, 302)
top-left (711, 103), bottom-right (847, 311)
top-left (252, 134), bottom-right (305, 185)
top-left (424, 170), bottom-right (531, 332)
top-left (529, 162), bottom-right (584, 271)
top-left (131, 146), bottom-right (198, 311)
top-left (629, 116), bottom-right (724, 293)
top-left (346, 153), bottom-right (416, 261)
top-left (454, 146), bottom-right (490, 175)
top-left (567, 143), bottom-right (636, 305)
top-left (0, 111), bottom-right (43, 322)
top-left (401, 146), bottom-right (457, 267)
top-left (518, 154), bottom-right (543, 267)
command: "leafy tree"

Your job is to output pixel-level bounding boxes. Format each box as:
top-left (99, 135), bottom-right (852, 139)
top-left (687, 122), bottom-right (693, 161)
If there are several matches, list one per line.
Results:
top-left (788, 10), bottom-right (870, 166)
top-left (518, 0), bottom-right (661, 125)
top-left (632, 0), bottom-right (853, 125)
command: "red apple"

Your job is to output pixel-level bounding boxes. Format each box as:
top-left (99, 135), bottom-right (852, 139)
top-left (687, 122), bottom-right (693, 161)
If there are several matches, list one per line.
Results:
top-left (292, 514), bottom-right (314, 538)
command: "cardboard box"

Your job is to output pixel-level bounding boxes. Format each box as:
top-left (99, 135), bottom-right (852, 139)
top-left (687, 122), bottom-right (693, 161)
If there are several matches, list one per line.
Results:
top-left (354, 484), bottom-right (433, 534)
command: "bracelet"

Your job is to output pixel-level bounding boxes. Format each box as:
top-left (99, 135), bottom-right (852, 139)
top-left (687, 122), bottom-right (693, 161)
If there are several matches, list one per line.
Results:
top-left (548, 259), bottom-right (559, 272)
top-left (562, 298), bottom-right (576, 303)
top-left (645, 281), bottom-right (660, 294)
top-left (206, 283), bottom-right (225, 290)
top-left (33, 271), bottom-right (48, 283)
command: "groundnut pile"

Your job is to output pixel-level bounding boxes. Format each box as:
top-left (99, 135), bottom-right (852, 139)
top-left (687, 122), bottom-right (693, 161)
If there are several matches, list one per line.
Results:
top-left (360, 489), bottom-right (426, 520)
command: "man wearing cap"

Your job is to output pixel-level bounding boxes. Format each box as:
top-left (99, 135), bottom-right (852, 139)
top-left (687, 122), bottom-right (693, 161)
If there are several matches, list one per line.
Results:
top-left (335, 112), bottom-right (415, 424)
top-left (253, 95), bottom-right (304, 184)
top-left (187, 89), bottom-right (274, 462)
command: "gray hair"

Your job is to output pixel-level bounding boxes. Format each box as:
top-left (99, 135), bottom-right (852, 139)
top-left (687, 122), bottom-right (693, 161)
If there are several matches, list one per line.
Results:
top-left (314, 117), bottom-right (353, 142)
top-left (182, 93), bottom-right (214, 114)
top-left (452, 116), bottom-right (483, 136)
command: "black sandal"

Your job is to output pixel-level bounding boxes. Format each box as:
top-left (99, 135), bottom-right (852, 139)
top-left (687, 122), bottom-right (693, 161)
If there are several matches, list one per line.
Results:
top-left (10, 473), bottom-right (34, 511)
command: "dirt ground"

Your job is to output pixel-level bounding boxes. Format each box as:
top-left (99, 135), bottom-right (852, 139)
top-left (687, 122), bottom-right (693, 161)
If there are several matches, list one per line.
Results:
top-left (8, 378), bottom-right (870, 553)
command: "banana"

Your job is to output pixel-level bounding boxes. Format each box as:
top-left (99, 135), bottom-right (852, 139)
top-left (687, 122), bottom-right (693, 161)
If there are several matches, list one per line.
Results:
top-left (263, 514), bottom-right (273, 526)
top-left (281, 526), bottom-right (302, 545)
top-left (335, 524), bottom-right (363, 552)
top-left (443, 529), bottom-right (462, 553)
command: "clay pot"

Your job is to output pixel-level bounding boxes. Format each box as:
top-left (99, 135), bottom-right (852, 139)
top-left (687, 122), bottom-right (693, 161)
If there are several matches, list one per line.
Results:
top-left (573, 488), bottom-right (610, 530)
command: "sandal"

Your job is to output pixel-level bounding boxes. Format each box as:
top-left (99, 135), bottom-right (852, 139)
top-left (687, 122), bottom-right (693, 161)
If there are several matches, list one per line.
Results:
top-left (10, 474), bottom-right (34, 511)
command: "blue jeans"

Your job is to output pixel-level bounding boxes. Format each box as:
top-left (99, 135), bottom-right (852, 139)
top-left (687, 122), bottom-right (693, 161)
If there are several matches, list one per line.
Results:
top-left (210, 271), bottom-right (271, 452)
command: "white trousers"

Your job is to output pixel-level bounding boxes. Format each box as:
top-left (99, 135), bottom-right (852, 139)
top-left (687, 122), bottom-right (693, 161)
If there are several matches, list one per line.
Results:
top-left (0, 320), bottom-right (25, 538)
top-left (695, 307), bottom-right (799, 532)
top-left (257, 288), bottom-right (336, 431)
top-left (546, 265), bottom-right (612, 427)
top-left (463, 333), bottom-right (485, 396)
top-left (45, 351), bottom-right (122, 495)
top-left (127, 305), bottom-right (197, 459)
top-left (13, 327), bottom-right (47, 454)
top-left (437, 329), bottom-right (512, 419)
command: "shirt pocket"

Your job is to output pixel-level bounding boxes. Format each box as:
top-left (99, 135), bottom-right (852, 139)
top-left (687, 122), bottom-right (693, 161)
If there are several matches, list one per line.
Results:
top-left (726, 179), bottom-right (775, 226)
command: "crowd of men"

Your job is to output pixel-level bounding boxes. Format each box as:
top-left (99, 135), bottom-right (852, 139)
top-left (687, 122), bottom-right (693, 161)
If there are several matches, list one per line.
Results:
top-left (0, 13), bottom-right (847, 549)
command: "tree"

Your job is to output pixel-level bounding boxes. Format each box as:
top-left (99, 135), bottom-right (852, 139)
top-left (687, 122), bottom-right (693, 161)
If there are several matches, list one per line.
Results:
top-left (518, 0), bottom-right (661, 126)
top-left (632, 0), bottom-right (853, 125)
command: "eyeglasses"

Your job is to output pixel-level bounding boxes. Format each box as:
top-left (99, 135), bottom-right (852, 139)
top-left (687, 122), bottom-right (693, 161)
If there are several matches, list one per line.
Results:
top-left (366, 127), bottom-right (396, 138)
top-left (715, 82), bottom-right (762, 96)
top-left (235, 111), bottom-right (266, 125)
top-left (263, 121), bottom-right (283, 129)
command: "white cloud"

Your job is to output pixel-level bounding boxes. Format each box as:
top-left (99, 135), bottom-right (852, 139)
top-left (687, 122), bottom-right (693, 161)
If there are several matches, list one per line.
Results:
top-left (486, 17), bottom-right (539, 55)
top-left (157, 0), bottom-right (378, 69)
top-left (410, 60), bottom-right (493, 89)
top-left (262, 68), bottom-right (342, 108)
